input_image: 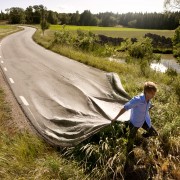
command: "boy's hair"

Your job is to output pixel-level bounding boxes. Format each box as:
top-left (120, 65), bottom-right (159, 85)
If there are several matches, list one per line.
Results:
top-left (144, 81), bottom-right (157, 93)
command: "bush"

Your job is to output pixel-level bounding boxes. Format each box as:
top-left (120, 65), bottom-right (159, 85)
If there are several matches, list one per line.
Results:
top-left (172, 26), bottom-right (180, 59)
top-left (63, 124), bottom-right (127, 179)
top-left (74, 30), bottom-right (98, 52)
top-left (33, 27), bottom-right (180, 180)
top-left (53, 29), bottom-right (73, 45)
top-left (127, 37), bottom-right (153, 60)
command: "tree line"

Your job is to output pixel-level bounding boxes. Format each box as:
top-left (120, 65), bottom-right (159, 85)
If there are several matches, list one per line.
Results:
top-left (0, 5), bottom-right (179, 29)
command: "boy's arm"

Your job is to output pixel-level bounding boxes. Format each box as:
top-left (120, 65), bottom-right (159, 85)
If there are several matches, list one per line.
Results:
top-left (112, 107), bottom-right (126, 123)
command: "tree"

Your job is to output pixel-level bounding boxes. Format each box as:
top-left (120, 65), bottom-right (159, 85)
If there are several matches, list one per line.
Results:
top-left (70, 11), bottom-right (80, 25)
top-left (0, 11), bottom-right (6, 20)
top-left (47, 11), bottom-right (58, 24)
top-left (100, 12), bottom-right (117, 27)
top-left (41, 19), bottom-right (50, 35)
top-left (25, 6), bottom-right (33, 24)
top-left (79, 10), bottom-right (97, 26)
top-left (9, 7), bottom-right (25, 24)
top-left (33, 5), bottom-right (44, 24)
top-left (40, 6), bottom-right (50, 35)
top-left (164, 0), bottom-right (180, 10)
top-left (172, 26), bottom-right (180, 59)
top-left (59, 13), bottom-right (71, 24)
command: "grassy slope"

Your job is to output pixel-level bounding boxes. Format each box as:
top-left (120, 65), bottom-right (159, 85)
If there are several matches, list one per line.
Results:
top-left (0, 25), bottom-right (24, 39)
top-left (0, 26), bottom-right (87, 179)
top-left (0, 25), bottom-right (179, 179)
top-left (33, 26), bottom-right (180, 179)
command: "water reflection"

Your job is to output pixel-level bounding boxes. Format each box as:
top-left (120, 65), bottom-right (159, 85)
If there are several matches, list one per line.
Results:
top-left (151, 54), bottom-right (180, 73)
top-left (109, 54), bottom-right (180, 73)
top-left (150, 63), bottom-right (167, 73)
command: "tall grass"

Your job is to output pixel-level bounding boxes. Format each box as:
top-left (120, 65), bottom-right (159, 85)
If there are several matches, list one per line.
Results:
top-left (0, 87), bottom-right (88, 179)
top-left (33, 27), bottom-right (180, 179)
top-left (0, 26), bottom-right (88, 179)
top-left (0, 25), bottom-right (23, 39)
top-left (1, 25), bottom-right (179, 179)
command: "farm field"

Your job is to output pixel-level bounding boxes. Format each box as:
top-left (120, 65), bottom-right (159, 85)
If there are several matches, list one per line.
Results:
top-left (49, 25), bottom-right (175, 38)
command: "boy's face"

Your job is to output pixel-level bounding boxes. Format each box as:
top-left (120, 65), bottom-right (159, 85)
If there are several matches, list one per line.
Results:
top-left (145, 90), bottom-right (156, 100)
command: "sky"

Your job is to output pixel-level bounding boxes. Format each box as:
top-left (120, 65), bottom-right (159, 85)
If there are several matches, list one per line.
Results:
top-left (0, 0), bottom-right (165, 14)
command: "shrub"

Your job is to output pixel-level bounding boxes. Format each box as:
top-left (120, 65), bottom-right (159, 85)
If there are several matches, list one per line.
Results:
top-left (74, 30), bottom-right (98, 52)
top-left (32, 26), bottom-right (180, 180)
top-left (53, 30), bottom-right (73, 45)
top-left (172, 26), bottom-right (180, 59)
top-left (127, 37), bottom-right (153, 60)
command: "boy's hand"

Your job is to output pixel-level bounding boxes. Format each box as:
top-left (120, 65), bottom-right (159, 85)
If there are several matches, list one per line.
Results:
top-left (111, 119), bottom-right (116, 124)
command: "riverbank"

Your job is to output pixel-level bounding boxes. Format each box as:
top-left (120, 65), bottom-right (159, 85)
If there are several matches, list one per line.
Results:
top-left (32, 26), bottom-right (180, 179)
top-left (0, 25), bottom-right (179, 179)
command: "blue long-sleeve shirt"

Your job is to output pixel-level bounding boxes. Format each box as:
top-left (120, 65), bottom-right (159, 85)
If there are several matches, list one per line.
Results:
top-left (124, 93), bottom-right (151, 128)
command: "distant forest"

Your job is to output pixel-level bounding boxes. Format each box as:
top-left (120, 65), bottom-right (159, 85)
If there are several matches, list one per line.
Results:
top-left (0, 5), bottom-right (179, 29)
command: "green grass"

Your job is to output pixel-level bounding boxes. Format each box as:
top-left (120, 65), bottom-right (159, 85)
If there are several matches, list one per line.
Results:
top-left (0, 90), bottom-right (88, 179)
top-left (0, 26), bottom-right (88, 180)
top-left (0, 25), bottom-right (23, 39)
top-left (49, 25), bottom-right (175, 38)
top-left (33, 27), bottom-right (180, 179)
top-left (0, 25), bottom-right (179, 179)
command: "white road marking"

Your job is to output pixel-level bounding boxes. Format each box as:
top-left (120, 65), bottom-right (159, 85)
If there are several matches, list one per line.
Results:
top-left (4, 67), bottom-right (7, 71)
top-left (19, 96), bottom-right (29, 106)
top-left (27, 107), bottom-right (37, 121)
top-left (1, 61), bottom-right (3, 63)
top-left (9, 78), bottom-right (15, 84)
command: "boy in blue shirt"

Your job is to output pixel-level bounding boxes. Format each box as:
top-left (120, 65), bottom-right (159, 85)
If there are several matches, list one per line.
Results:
top-left (112, 81), bottom-right (158, 152)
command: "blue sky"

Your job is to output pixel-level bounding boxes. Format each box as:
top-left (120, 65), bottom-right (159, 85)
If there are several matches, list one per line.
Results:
top-left (0, 0), bottom-right (165, 13)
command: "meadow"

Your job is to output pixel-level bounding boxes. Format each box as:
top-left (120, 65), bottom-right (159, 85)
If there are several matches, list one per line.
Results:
top-left (33, 25), bottom-right (180, 179)
top-left (49, 25), bottom-right (175, 38)
top-left (0, 25), bottom-right (23, 39)
top-left (0, 25), bottom-right (179, 179)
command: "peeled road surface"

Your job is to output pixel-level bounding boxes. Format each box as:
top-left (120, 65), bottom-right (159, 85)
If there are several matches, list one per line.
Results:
top-left (0, 27), bottom-right (130, 147)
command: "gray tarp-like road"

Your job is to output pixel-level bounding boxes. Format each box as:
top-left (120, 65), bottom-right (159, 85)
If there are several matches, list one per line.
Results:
top-left (0, 27), bottom-right (130, 147)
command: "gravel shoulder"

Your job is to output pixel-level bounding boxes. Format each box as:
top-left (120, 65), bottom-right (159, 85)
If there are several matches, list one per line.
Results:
top-left (0, 67), bottom-right (33, 133)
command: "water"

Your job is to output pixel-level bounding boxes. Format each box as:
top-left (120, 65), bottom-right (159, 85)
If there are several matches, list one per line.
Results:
top-left (150, 63), bottom-right (168, 73)
top-left (109, 54), bottom-right (180, 73)
top-left (151, 54), bottom-right (180, 73)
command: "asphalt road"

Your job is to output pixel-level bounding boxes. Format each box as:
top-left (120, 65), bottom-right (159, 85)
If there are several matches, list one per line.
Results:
top-left (0, 27), bottom-right (130, 146)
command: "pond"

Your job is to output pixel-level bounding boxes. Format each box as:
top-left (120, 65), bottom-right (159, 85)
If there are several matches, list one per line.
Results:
top-left (151, 54), bottom-right (180, 73)
top-left (109, 54), bottom-right (180, 73)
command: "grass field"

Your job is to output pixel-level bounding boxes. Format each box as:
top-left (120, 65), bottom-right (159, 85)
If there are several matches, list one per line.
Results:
top-left (33, 26), bottom-right (180, 179)
top-left (0, 25), bottom-right (23, 39)
top-left (0, 25), bottom-right (88, 179)
top-left (49, 25), bottom-right (175, 38)
top-left (0, 25), bottom-right (179, 179)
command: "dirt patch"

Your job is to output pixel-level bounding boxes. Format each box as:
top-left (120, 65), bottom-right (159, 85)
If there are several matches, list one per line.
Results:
top-left (0, 68), bottom-right (34, 133)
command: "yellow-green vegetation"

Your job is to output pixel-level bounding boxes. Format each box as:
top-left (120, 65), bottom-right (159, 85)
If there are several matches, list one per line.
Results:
top-left (0, 88), bottom-right (87, 179)
top-left (49, 25), bottom-right (175, 38)
top-left (0, 25), bottom-right (23, 39)
top-left (0, 25), bottom-right (179, 179)
top-left (33, 27), bottom-right (180, 179)
top-left (0, 26), bottom-right (87, 179)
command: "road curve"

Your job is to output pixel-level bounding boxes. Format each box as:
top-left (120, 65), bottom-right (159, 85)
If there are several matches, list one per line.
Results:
top-left (0, 26), bottom-right (130, 147)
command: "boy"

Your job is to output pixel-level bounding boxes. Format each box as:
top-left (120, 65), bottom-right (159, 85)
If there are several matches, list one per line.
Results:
top-left (112, 81), bottom-right (158, 151)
